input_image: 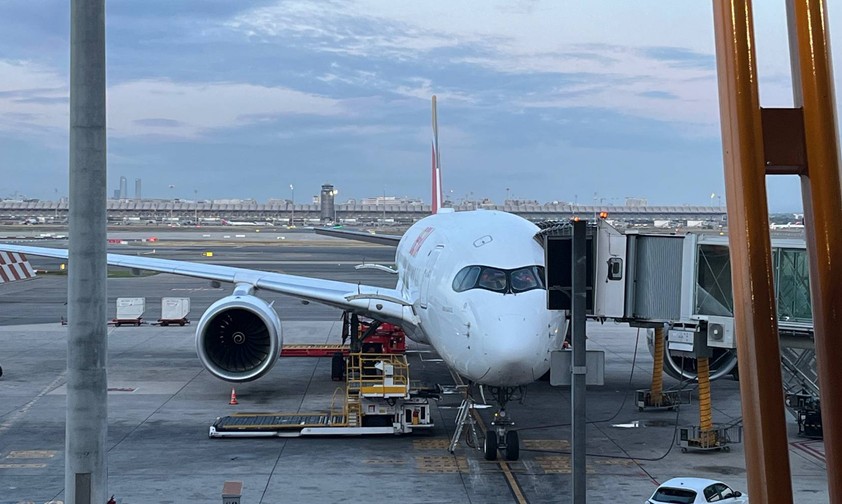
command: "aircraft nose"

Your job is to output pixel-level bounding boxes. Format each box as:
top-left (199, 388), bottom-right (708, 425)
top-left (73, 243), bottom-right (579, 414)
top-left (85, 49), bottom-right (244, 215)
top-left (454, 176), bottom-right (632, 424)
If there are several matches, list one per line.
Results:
top-left (480, 310), bottom-right (553, 385)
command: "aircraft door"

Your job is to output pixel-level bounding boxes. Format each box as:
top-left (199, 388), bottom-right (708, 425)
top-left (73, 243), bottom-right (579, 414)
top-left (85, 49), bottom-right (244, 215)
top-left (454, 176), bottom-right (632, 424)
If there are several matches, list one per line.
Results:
top-left (419, 246), bottom-right (443, 309)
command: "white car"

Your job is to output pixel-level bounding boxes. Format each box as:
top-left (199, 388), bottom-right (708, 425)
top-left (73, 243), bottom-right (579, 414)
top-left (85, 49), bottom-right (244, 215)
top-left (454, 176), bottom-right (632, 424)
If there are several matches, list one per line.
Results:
top-left (646, 477), bottom-right (749, 503)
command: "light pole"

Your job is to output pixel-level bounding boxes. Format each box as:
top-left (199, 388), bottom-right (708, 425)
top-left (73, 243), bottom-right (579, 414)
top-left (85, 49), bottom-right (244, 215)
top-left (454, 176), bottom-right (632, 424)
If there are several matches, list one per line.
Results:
top-left (331, 189), bottom-right (339, 223)
top-left (382, 186), bottom-right (386, 226)
top-left (194, 189), bottom-right (198, 225)
top-left (290, 184), bottom-right (295, 226)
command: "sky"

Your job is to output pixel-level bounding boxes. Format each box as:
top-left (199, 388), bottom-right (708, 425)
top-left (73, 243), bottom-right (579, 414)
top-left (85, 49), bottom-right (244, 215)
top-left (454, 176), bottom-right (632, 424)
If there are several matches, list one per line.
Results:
top-left (0, 1), bottom-right (836, 212)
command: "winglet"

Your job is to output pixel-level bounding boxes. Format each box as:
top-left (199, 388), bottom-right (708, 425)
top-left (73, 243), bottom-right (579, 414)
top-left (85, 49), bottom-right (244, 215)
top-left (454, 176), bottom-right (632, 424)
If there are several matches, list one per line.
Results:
top-left (431, 95), bottom-right (443, 214)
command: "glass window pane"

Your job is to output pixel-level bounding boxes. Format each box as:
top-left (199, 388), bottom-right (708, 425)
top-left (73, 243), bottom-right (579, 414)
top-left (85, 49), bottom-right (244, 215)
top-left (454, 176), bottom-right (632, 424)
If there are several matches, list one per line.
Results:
top-left (478, 267), bottom-right (507, 292)
top-left (695, 244), bottom-right (734, 316)
top-left (512, 267), bottom-right (540, 292)
top-left (776, 248), bottom-right (812, 322)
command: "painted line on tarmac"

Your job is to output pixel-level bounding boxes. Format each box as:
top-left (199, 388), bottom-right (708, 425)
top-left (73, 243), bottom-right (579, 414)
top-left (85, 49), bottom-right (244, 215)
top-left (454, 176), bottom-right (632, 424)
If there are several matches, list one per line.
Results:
top-left (0, 371), bottom-right (67, 437)
top-left (470, 409), bottom-right (529, 504)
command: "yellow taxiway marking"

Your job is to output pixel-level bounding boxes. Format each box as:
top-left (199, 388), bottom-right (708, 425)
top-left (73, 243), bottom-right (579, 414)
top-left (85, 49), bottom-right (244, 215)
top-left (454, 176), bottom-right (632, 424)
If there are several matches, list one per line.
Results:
top-left (412, 438), bottom-right (451, 450)
top-left (470, 408), bottom-right (528, 504)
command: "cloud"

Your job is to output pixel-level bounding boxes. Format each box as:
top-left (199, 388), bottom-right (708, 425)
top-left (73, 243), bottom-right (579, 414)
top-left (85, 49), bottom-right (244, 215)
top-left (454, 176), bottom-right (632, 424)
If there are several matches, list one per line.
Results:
top-left (108, 79), bottom-right (347, 138)
top-left (0, 60), bottom-right (68, 134)
top-left (227, 1), bottom-right (723, 129)
top-left (0, 60), bottom-right (347, 139)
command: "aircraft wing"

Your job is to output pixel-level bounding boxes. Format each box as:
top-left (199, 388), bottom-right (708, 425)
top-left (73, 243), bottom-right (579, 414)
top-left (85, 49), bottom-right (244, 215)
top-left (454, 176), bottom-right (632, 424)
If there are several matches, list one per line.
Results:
top-left (0, 243), bottom-right (416, 323)
top-left (314, 227), bottom-right (402, 246)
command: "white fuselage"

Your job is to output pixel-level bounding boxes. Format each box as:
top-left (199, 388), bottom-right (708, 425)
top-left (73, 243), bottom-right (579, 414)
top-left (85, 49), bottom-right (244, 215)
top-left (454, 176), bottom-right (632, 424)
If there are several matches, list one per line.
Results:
top-left (393, 210), bottom-right (565, 387)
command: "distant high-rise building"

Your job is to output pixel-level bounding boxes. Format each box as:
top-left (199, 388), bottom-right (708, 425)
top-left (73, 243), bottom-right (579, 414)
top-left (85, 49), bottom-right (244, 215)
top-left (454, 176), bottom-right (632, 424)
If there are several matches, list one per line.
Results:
top-left (135, 178), bottom-right (142, 200)
top-left (119, 176), bottom-right (127, 200)
top-left (113, 189), bottom-right (120, 199)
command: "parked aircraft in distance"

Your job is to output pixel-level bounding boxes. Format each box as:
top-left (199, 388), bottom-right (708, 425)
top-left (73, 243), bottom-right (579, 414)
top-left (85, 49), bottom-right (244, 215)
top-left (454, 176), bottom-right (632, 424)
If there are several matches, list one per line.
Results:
top-left (0, 97), bottom-right (565, 460)
top-left (221, 219), bottom-right (259, 226)
top-left (769, 222), bottom-right (805, 230)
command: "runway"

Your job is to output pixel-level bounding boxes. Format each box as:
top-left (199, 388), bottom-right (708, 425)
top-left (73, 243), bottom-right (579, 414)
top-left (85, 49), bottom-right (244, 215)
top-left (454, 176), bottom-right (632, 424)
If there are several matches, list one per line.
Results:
top-left (0, 234), bottom-right (830, 503)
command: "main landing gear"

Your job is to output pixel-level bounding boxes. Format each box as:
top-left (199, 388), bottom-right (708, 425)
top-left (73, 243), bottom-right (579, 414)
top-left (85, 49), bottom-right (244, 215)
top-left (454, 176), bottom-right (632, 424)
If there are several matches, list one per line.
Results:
top-left (482, 386), bottom-right (523, 461)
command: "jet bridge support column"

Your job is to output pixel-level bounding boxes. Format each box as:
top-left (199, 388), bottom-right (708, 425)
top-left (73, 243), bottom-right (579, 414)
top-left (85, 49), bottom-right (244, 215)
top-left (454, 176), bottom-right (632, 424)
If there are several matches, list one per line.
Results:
top-left (712, 1), bottom-right (793, 501)
top-left (697, 357), bottom-right (714, 444)
top-left (650, 326), bottom-right (665, 405)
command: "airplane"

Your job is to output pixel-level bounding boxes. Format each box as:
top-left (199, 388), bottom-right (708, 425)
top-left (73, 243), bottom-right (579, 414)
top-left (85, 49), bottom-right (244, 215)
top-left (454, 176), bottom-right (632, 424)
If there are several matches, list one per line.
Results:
top-left (221, 219), bottom-right (259, 226)
top-left (769, 222), bottom-right (805, 230)
top-left (0, 96), bottom-right (566, 461)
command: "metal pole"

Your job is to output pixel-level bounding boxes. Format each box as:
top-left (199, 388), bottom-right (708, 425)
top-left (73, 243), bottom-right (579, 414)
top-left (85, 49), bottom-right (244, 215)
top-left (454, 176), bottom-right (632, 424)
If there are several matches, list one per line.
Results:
top-left (711, 1), bottom-right (793, 502)
top-left (68, 0), bottom-right (107, 502)
top-left (570, 219), bottom-right (586, 504)
top-left (787, 1), bottom-right (842, 499)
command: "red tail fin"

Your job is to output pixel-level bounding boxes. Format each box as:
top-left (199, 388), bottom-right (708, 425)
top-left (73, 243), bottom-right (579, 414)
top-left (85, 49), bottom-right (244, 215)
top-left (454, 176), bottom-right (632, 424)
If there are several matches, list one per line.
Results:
top-left (431, 96), bottom-right (443, 214)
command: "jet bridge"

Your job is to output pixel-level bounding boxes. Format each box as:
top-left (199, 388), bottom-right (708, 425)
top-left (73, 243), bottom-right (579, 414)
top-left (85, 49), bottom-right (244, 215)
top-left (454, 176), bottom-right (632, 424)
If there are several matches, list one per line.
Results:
top-left (543, 220), bottom-right (819, 435)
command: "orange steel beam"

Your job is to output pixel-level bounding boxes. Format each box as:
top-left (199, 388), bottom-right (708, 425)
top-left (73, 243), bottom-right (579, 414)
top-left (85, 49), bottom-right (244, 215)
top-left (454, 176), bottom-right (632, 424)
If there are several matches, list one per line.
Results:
top-left (787, 1), bottom-right (842, 500)
top-left (712, 1), bottom-right (794, 502)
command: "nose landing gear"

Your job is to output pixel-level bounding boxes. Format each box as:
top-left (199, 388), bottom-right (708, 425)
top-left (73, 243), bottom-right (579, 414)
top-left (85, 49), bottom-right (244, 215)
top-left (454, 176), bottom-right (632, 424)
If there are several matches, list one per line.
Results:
top-left (482, 386), bottom-right (524, 461)
top-left (451, 385), bottom-right (524, 461)
top-left (484, 409), bottom-right (520, 461)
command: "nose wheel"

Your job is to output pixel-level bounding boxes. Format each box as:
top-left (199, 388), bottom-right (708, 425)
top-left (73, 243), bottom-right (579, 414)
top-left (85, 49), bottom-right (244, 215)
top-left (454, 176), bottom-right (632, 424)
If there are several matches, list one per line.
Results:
top-left (483, 409), bottom-right (520, 461)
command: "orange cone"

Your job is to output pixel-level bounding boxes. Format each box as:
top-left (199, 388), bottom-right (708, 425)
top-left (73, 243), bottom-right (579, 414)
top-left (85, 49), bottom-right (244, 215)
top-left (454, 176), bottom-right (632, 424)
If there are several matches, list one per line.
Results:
top-left (229, 388), bottom-right (238, 405)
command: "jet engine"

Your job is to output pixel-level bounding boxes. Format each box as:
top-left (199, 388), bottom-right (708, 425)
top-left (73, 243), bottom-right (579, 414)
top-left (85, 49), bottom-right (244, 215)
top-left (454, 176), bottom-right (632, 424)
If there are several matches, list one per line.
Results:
top-left (195, 294), bottom-right (282, 382)
top-left (646, 329), bottom-right (738, 382)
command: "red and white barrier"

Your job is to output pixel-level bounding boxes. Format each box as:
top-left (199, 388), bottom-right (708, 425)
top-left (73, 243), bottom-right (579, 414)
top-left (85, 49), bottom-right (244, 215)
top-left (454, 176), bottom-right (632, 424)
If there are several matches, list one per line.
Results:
top-left (0, 251), bottom-right (37, 283)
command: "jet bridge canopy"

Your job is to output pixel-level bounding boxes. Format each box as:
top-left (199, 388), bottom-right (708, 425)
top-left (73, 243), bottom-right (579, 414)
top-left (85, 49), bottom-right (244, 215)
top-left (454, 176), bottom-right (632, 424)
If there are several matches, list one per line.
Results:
top-left (543, 221), bottom-right (814, 345)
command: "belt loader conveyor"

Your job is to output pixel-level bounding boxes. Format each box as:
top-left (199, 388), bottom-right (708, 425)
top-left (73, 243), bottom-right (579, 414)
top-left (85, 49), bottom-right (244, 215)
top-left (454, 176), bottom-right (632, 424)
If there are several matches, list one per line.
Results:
top-left (209, 352), bottom-right (435, 438)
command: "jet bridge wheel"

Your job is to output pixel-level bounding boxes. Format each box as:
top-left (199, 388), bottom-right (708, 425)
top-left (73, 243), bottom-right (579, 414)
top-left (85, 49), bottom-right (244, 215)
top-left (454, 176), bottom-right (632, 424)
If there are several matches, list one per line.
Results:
top-left (504, 431), bottom-right (520, 461)
top-left (484, 431), bottom-right (498, 461)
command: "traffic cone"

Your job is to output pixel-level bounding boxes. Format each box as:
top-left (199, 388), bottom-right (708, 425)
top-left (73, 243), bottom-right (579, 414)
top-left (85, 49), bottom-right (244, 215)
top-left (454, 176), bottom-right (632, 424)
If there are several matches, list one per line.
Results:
top-left (229, 388), bottom-right (238, 405)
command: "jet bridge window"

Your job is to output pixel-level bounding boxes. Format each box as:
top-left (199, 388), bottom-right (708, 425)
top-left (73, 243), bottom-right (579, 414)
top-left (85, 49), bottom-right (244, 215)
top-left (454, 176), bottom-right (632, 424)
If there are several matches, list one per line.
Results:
top-left (452, 265), bottom-right (545, 294)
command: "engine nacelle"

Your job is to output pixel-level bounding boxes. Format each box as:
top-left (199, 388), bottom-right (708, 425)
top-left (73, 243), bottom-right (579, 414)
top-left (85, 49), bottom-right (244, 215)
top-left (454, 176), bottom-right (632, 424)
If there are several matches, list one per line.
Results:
top-left (196, 294), bottom-right (282, 382)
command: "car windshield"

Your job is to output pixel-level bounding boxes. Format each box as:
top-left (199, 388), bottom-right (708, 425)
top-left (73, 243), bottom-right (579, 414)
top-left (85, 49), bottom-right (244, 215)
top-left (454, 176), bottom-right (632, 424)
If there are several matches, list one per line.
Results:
top-left (452, 265), bottom-right (545, 294)
top-left (651, 487), bottom-right (697, 504)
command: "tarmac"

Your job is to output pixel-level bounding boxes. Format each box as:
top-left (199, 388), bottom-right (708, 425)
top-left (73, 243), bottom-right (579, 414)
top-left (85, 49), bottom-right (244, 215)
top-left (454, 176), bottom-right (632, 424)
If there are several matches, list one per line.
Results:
top-left (0, 320), bottom-right (829, 503)
top-left (0, 235), bottom-right (831, 503)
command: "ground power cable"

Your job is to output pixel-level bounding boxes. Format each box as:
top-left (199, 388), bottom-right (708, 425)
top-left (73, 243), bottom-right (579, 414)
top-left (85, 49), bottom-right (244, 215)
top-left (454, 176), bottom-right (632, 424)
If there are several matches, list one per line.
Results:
top-left (516, 329), bottom-right (642, 433)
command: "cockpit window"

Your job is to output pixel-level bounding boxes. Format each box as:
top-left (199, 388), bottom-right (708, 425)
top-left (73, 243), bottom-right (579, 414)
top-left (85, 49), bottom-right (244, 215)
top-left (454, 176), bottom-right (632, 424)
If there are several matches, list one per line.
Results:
top-left (478, 268), bottom-right (507, 292)
top-left (452, 266), bottom-right (481, 292)
top-left (511, 266), bottom-right (543, 292)
top-left (452, 265), bottom-right (545, 294)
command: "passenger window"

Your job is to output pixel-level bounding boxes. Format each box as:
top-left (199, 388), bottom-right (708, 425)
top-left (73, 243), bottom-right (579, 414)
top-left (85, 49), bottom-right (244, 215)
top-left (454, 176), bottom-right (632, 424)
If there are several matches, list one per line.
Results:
top-left (719, 486), bottom-right (735, 499)
top-left (704, 483), bottom-right (727, 502)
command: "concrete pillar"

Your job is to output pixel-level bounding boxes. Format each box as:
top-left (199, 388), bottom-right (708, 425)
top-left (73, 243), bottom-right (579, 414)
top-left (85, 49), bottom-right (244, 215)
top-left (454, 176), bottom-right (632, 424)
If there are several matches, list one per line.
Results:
top-left (67, 1), bottom-right (108, 502)
top-left (570, 220), bottom-right (586, 504)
